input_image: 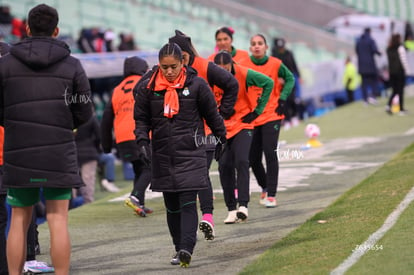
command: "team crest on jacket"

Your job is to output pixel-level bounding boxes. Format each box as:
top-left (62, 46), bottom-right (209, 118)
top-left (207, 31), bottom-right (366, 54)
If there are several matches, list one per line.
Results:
top-left (182, 88), bottom-right (190, 96)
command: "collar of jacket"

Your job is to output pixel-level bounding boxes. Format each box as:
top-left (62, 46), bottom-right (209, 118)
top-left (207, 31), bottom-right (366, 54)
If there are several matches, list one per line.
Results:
top-left (250, 55), bottom-right (269, 65)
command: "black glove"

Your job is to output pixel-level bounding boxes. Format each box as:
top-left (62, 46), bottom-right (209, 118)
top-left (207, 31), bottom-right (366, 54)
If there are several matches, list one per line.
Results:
top-left (137, 141), bottom-right (151, 166)
top-left (275, 99), bottom-right (287, 116)
top-left (214, 137), bottom-right (227, 161)
top-left (220, 109), bottom-right (235, 120)
top-left (242, 111), bottom-right (259, 123)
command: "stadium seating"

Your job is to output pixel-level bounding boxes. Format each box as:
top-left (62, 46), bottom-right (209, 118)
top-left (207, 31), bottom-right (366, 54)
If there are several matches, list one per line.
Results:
top-left (4, 0), bottom-right (341, 63)
top-left (335, 0), bottom-right (413, 21)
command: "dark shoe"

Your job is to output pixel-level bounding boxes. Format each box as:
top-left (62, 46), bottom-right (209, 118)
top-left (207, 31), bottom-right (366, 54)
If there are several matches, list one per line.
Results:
top-left (170, 252), bottom-right (180, 265)
top-left (178, 249), bottom-right (192, 268)
top-left (124, 195), bottom-right (146, 217)
top-left (140, 205), bottom-right (153, 214)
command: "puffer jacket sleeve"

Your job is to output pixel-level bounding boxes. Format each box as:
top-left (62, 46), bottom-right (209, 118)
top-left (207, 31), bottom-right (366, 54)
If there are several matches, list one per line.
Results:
top-left (196, 78), bottom-right (226, 141)
top-left (71, 60), bottom-right (93, 128)
top-left (134, 79), bottom-right (152, 144)
top-left (100, 93), bottom-right (115, 153)
top-left (206, 62), bottom-right (238, 117)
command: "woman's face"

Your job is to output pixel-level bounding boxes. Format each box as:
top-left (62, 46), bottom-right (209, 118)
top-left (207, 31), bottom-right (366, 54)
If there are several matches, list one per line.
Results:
top-left (182, 51), bottom-right (190, 66)
top-left (159, 55), bottom-right (183, 82)
top-left (215, 32), bottom-right (233, 52)
top-left (249, 35), bottom-right (268, 59)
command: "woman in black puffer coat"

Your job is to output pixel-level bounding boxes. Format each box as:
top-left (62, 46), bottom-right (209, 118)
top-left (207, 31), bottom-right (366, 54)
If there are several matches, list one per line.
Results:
top-left (134, 43), bottom-right (226, 267)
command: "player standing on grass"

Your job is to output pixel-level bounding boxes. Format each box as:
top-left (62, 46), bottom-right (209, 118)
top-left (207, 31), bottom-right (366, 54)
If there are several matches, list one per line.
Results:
top-left (213, 50), bottom-right (273, 224)
top-left (0, 4), bottom-right (92, 275)
top-left (168, 30), bottom-right (238, 241)
top-left (134, 43), bottom-right (226, 267)
top-left (101, 56), bottom-right (154, 217)
top-left (244, 34), bottom-right (295, 207)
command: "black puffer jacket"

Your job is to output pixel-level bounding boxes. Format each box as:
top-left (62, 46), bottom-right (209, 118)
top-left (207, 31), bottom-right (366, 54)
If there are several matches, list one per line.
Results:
top-left (75, 116), bottom-right (101, 165)
top-left (0, 37), bottom-right (92, 188)
top-left (134, 66), bottom-right (226, 192)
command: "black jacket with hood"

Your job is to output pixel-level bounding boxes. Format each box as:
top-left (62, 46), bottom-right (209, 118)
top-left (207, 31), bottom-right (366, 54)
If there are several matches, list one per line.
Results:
top-left (0, 37), bottom-right (93, 188)
top-left (134, 66), bottom-right (226, 192)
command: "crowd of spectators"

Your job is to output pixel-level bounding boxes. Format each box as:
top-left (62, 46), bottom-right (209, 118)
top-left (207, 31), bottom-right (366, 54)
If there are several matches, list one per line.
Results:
top-left (0, 5), bottom-right (139, 53)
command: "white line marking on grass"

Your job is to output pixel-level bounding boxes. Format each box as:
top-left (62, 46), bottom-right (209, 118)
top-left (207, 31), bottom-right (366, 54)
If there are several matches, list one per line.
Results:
top-left (331, 185), bottom-right (414, 275)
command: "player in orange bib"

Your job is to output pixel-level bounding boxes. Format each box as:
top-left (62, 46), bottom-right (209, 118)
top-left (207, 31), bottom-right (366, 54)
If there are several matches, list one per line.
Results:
top-left (214, 51), bottom-right (273, 223)
top-left (101, 56), bottom-right (153, 217)
top-left (243, 34), bottom-right (295, 208)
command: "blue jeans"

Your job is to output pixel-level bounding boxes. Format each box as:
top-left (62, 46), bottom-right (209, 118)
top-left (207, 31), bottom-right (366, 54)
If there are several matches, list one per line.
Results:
top-left (98, 153), bottom-right (116, 182)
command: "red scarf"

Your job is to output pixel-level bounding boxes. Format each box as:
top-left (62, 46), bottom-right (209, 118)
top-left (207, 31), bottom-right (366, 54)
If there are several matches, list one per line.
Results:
top-left (151, 67), bottom-right (187, 118)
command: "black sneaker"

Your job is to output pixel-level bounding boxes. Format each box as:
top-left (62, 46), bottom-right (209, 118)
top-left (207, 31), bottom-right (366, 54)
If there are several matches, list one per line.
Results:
top-left (170, 252), bottom-right (180, 265)
top-left (178, 249), bottom-right (192, 268)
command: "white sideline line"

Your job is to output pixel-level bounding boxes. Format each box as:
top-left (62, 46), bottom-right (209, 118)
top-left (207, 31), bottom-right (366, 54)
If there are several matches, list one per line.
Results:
top-left (331, 186), bottom-right (414, 275)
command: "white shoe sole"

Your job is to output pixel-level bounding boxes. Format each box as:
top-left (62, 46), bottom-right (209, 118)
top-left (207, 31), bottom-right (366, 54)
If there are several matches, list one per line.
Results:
top-left (199, 220), bottom-right (215, 241)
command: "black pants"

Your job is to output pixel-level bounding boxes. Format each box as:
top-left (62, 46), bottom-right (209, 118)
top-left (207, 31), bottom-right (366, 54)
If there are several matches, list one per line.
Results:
top-left (346, 88), bottom-right (355, 103)
top-left (130, 159), bottom-right (151, 206)
top-left (0, 194), bottom-right (7, 275)
top-left (387, 73), bottom-right (406, 111)
top-left (250, 120), bottom-right (282, 197)
top-left (361, 74), bottom-right (380, 101)
top-left (163, 191), bottom-right (198, 254)
top-left (284, 91), bottom-right (297, 122)
top-left (198, 151), bottom-right (214, 215)
top-left (219, 129), bottom-right (253, 210)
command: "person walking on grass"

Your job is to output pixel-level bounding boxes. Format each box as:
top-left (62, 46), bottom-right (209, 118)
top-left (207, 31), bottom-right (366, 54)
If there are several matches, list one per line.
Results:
top-left (134, 43), bottom-right (226, 267)
top-left (355, 27), bottom-right (382, 105)
top-left (385, 33), bottom-right (411, 115)
top-left (0, 4), bottom-right (92, 275)
top-left (101, 56), bottom-right (153, 217)
top-left (244, 34), bottom-right (295, 208)
top-left (168, 29), bottom-right (238, 241)
top-left (213, 50), bottom-right (273, 224)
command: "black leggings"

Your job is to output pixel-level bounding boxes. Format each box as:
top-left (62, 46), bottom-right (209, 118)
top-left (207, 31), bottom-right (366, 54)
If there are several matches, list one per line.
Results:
top-left (198, 151), bottom-right (214, 215)
top-left (219, 129), bottom-right (253, 210)
top-left (361, 74), bottom-right (380, 101)
top-left (130, 159), bottom-right (151, 206)
top-left (250, 120), bottom-right (282, 197)
top-left (387, 73), bottom-right (405, 111)
top-left (163, 191), bottom-right (198, 254)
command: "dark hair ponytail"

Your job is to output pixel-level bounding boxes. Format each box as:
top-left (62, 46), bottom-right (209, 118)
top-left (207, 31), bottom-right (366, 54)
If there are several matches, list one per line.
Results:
top-left (215, 26), bottom-right (234, 40)
top-left (214, 50), bottom-right (233, 65)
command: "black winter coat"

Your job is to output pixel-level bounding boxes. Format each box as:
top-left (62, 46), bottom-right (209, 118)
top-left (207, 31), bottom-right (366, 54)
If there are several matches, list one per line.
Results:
top-left (0, 37), bottom-right (93, 188)
top-left (356, 32), bottom-right (381, 75)
top-left (134, 66), bottom-right (226, 192)
top-left (75, 116), bottom-right (101, 165)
